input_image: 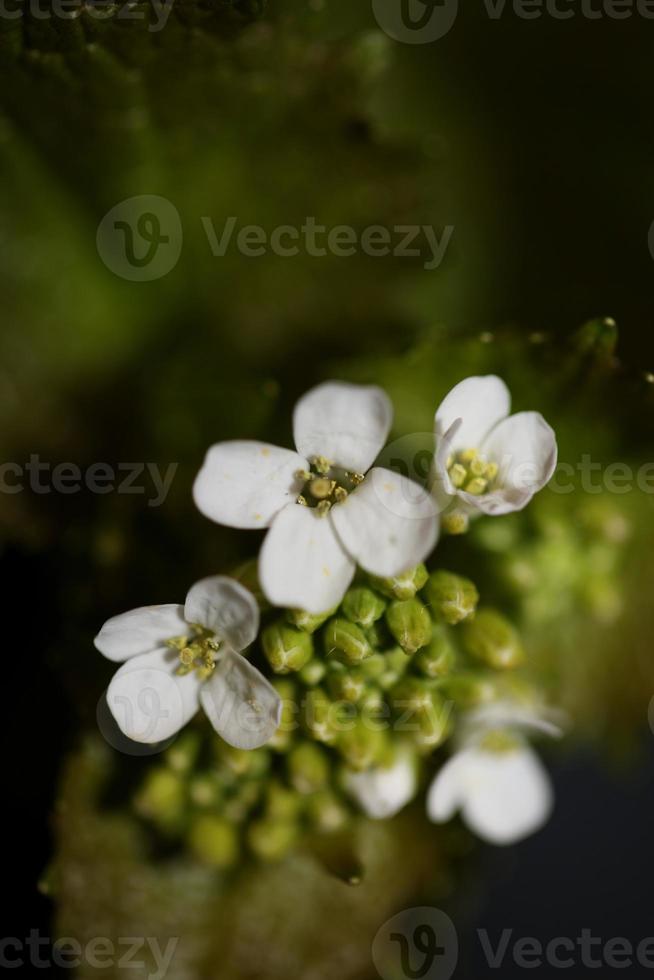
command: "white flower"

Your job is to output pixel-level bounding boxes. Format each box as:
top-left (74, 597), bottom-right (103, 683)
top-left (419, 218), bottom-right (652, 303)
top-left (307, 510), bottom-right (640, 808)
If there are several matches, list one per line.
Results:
top-left (193, 381), bottom-right (439, 614)
top-left (344, 750), bottom-right (417, 819)
top-left (94, 576), bottom-right (281, 750)
top-left (431, 375), bottom-right (557, 520)
top-left (426, 736), bottom-right (553, 845)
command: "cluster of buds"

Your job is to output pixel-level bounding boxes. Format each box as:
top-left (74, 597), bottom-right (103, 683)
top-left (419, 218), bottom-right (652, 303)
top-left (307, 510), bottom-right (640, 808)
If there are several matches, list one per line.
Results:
top-left (131, 562), bottom-right (536, 866)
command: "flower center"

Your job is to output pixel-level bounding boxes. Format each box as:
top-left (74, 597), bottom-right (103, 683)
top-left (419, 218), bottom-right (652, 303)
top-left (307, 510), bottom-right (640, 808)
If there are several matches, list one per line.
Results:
top-left (167, 626), bottom-right (221, 680)
top-left (479, 729), bottom-right (522, 753)
top-left (296, 456), bottom-right (364, 517)
top-left (446, 448), bottom-right (498, 496)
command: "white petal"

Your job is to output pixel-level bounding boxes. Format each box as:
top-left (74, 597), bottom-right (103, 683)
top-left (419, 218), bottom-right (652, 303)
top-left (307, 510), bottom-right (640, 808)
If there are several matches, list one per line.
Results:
top-left (94, 604), bottom-right (186, 662)
top-left (482, 411), bottom-right (558, 498)
top-left (331, 467), bottom-right (439, 578)
top-left (106, 648), bottom-right (201, 743)
top-left (184, 575), bottom-right (259, 651)
top-left (345, 751), bottom-right (417, 819)
top-left (193, 440), bottom-right (307, 529)
top-left (259, 503), bottom-right (355, 614)
top-left (427, 745), bottom-right (553, 846)
top-left (429, 419), bottom-right (461, 509)
top-left (200, 648), bottom-right (282, 750)
top-left (293, 381), bottom-right (393, 473)
top-left (426, 750), bottom-right (470, 823)
top-left (434, 376), bottom-right (511, 452)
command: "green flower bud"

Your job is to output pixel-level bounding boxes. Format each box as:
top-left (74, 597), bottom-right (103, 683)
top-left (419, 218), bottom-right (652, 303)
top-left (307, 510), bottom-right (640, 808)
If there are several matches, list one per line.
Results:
top-left (327, 667), bottom-right (367, 703)
top-left (303, 687), bottom-right (339, 744)
top-left (437, 672), bottom-right (497, 708)
top-left (364, 620), bottom-right (393, 649)
top-left (299, 658), bottom-right (327, 686)
top-left (390, 676), bottom-right (438, 719)
top-left (189, 773), bottom-right (224, 808)
top-left (215, 743), bottom-right (270, 778)
top-left (223, 781), bottom-right (262, 822)
top-left (386, 598), bottom-right (432, 654)
top-left (165, 730), bottom-right (201, 774)
top-left (324, 618), bottom-right (371, 665)
top-left (269, 679), bottom-right (298, 752)
top-left (187, 815), bottom-right (239, 868)
top-left (359, 685), bottom-right (385, 714)
top-left (413, 704), bottom-right (453, 753)
top-left (423, 570), bottom-right (479, 625)
top-left (415, 628), bottom-right (457, 678)
top-left (377, 647), bottom-right (409, 691)
top-left (263, 620), bottom-right (314, 674)
top-left (288, 742), bottom-right (330, 794)
top-left (265, 779), bottom-right (303, 820)
top-left (463, 608), bottom-right (525, 669)
top-left (359, 652), bottom-right (387, 680)
top-left (369, 564), bottom-right (428, 600)
top-left (305, 791), bottom-right (350, 833)
top-left (247, 818), bottom-right (298, 862)
top-left (337, 719), bottom-right (388, 771)
top-left (134, 767), bottom-right (185, 832)
top-left (287, 605), bottom-right (336, 633)
top-left (342, 587), bottom-right (387, 628)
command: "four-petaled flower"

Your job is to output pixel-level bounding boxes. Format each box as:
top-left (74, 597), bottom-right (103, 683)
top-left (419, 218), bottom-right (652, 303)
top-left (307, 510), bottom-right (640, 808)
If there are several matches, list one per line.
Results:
top-left (431, 375), bottom-right (557, 528)
top-left (94, 576), bottom-right (281, 749)
top-left (193, 381), bottom-right (439, 614)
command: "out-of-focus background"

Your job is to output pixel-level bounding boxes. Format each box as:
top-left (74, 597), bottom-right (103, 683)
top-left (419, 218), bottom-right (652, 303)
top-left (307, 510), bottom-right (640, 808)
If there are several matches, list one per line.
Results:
top-left (2, 0), bottom-right (654, 976)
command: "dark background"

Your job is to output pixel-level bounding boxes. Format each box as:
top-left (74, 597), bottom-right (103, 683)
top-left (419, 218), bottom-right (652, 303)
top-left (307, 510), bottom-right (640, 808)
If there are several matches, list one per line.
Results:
top-left (2, 0), bottom-right (653, 975)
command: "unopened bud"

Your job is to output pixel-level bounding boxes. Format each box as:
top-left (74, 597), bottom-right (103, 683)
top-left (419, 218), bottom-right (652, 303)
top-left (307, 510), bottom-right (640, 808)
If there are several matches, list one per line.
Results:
top-left (442, 511), bottom-right (469, 535)
top-left (324, 618), bottom-right (371, 665)
top-left (463, 608), bottom-right (525, 669)
top-left (386, 598), bottom-right (432, 654)
top-left (303, 687), bottom-right (338, 744)
top-left (134, 767), bottom-right (185, 832)
top-left (306, 791), bottom-right (350, 833)
top-left (328, 667), bottom-right (367, 703)
top-left (342, 587), bottom-right (387, 628)
top-left (299, 658), bottom-right (327, 686)
top-left (265, 779), bottom-right (302, 820)
top-left (415, 628), bottom-right (457, 678)
top-left (165, 730), bottom-right (201, 773)
top-left (337, 719), bottom-right (388, 771)
top-left (269, 679), bottom-right (297, 751)
top-left (263, 621), bottom-right (314, 674)
top-left (437, 672), bottom-right (497, 708)
top-left (423, 570), bottom-right (479, 625)
top-left (369, 563), bottom-right (428, 600)
top-left (187, 815), bottom-right (239, 868)
top-left (287, 605), bottom-right (336, 633)
top-left (288, 742), bottom-right (330, 794)
top-left (247, 818), bottom-right (298, 862)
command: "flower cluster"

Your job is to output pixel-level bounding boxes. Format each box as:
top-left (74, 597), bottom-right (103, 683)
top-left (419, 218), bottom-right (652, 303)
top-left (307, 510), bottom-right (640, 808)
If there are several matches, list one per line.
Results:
top-left (95, 377), bottom-right (560, 859)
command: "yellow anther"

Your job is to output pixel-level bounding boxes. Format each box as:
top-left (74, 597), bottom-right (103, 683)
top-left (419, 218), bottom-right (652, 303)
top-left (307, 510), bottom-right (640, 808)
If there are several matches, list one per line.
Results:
top-left (180, 647), bottom-right (195, 666)
top-left (312, 455), bottom-right (332, 475)
top-left (316, 500), bottom-right (331, 517)
top-left (469, 455), bottom-right (487, 478)
top-left (309, 477), bottom-right (335, 500)
top-left (459, 448), bottom-right (478, 464)
top-left (297, 495), bottom-right (308, 506)
top-left (450, 463), bottom-right (467, 488)
top-left (349, 472), bottom-right (365, 485)
top-left (486, 462), bottom-right (498, 481)
top-left (464, 477), bottom-right (487, 495)
top-left (333, 486), bottom-right (348, 503)
top-left (295, 469), bottom-right (312, 481)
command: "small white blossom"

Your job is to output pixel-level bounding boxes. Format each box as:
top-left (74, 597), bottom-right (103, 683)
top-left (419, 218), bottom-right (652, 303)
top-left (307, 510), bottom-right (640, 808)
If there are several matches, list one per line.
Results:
top-left (431, 375), bottom-right (557, 522)
top-left (345, 750), bottom-right (417, 819)
top-left (193, 381), bottom-right (439, 614)
top-left (426, 702), bottom-right (560, 846)
top-left (94, 576), bottom-right (281, 750)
